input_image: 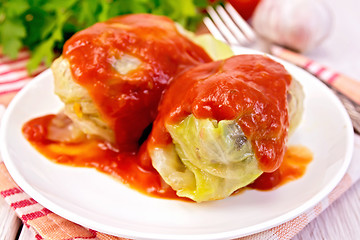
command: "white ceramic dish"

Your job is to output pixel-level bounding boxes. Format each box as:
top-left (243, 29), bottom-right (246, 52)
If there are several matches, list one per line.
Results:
top-left (0, 48), bottom-right (354, 240)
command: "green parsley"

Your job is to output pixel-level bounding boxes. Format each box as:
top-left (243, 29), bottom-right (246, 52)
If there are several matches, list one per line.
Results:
top-left (0, 0), bottom-right (209, 73)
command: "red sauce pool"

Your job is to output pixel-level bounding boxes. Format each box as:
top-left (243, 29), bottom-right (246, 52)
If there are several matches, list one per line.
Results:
top-left (248, 145), bottom-right (313, 190)
top-left (22, 115), bottom-right (312, 199)
top-left (22, 114), bottom-right (182, 200)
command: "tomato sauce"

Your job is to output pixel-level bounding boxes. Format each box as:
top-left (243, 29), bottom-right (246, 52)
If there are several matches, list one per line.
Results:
top-left (248, 145), bottom-right (313, 190)
top-left (22, 115), bottom-right (312, 199)
top-left (63, 14), bottom-right (211, 150)
top-left (22, 16), bottom-right (312, 200)
top-left (22, 115), bottom-right (183, 200)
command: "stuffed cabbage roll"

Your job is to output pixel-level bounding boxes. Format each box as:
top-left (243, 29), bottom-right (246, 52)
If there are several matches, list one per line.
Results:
top-left (147, 54), bottom-right (304, 202)
top-left (52, 14), bottom-right (233, 149)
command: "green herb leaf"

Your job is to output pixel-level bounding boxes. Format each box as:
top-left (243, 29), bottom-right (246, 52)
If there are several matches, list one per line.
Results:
top-left (1, 0), bottom-right (212, 72)
top-left (4, 0), bottom-right (29, 17)
top-left (27, 9), bottom-right (70, 72)
top-left (1, 19), bottom-right (26, 58)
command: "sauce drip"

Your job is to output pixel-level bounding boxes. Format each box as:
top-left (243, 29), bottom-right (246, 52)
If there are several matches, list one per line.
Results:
top-left (22, 115), bottom-right (181, 200)
top-left (248, 145), bottom-right (313, 190)
top-left (63, 14), bottom-right (211, 150)
top-left (148, 55), bottom-right (292, 172)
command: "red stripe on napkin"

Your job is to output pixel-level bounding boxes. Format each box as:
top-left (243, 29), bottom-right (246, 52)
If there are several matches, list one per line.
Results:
top-left (0, 54), bottom-right (30, 66)
top-left (22, 208), bottom-right (52, 221)
top-left (0, 75), bottom-right (31, 85)
top-left (11, 198), bottom-right (38, 209)
top-left (35, 234), bottom-right (43, 240)
top-left (1, 187), bottom-right (23, 198)
top-left (0, 50), bottom-right (46, 103)
top-left (327, 72), bottom-right (340, 84)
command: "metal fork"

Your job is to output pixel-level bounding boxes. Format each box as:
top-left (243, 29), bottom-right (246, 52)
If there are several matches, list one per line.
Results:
top-left (203, 3), bottom-right (360, 134)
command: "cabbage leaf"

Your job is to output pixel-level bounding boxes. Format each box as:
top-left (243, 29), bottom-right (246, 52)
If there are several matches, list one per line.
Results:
top-left (151, 115), bottom-right (263, 202)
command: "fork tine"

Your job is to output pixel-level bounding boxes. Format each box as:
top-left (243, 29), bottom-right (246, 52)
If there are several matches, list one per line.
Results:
top-left (224, 3), bottom-right (257, 43)
top-left (215, 5), bottom-right (249, 45)
top-left (206, 6), bottom-right (239, 45)
top-left (203, 17), bottom-right (227, 43)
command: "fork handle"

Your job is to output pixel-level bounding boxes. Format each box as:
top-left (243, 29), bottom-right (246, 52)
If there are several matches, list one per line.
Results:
top-left (271, 45), bottom-right (360, 105)
top-left (331, 75), bottom-right (360, 105)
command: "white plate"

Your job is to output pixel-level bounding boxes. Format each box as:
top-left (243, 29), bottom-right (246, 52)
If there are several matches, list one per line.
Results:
top-left (0, 48), bottom-right (354, 240)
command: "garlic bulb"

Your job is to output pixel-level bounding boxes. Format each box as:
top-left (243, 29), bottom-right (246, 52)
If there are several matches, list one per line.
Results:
top-left (252, 0), bottom-right (333, 52)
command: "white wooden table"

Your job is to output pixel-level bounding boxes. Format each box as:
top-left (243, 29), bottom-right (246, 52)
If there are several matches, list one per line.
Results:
top-left (1, 0), bottom-right (360, 239)
top-left (294, 0), bottom-right (360, 238)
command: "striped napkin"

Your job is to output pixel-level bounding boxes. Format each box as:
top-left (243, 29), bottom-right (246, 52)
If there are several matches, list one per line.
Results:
top-left (1, 50), bottom-right (360, 240)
